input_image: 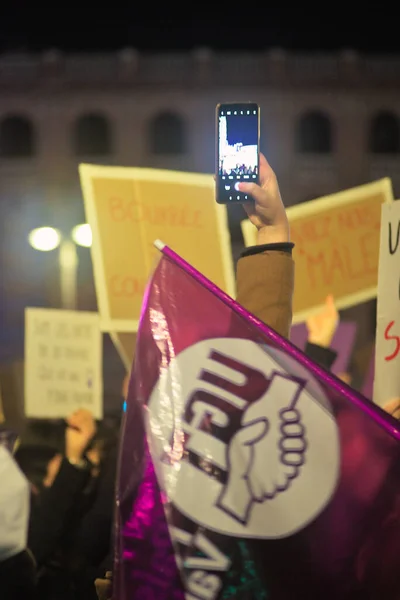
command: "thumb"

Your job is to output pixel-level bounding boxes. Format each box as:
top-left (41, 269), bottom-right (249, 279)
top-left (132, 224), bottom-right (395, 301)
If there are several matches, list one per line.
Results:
top-left (238, 181), bottom-right (264, 203)
top-left (267, 373), bottom-right (304, 414)
top-left (237, 418), bottom-right (268, 446)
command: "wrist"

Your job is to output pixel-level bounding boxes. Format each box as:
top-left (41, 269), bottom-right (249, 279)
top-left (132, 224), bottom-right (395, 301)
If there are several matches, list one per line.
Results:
top-left (66, 449), bottom-right (84, 463)
top-left (256, 222), bottom-right (290, 245)
top-left (66, 455), bottom-right (90, 470)
top-left (308, 335), bottom-right (331, 348)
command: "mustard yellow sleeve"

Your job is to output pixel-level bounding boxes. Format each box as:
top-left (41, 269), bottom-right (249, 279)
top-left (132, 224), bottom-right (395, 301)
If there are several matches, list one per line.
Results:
top-left (236, 251), bottom-right (294, 339)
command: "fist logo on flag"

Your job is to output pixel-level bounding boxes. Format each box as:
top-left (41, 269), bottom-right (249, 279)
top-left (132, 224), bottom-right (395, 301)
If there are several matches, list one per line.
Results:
top-left (147, 338), bottom-right (340, 539)
top-left (217, 374), bottom-right (307, 525)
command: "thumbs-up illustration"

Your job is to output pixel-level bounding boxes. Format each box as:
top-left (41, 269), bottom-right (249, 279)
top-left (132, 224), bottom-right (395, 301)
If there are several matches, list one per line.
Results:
top-left (217, 373), bottom-right (307, 524)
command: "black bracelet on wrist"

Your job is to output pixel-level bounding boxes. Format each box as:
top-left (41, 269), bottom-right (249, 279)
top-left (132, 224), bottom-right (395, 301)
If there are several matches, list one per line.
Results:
top-left (241, 242), bottom-right (294, 258)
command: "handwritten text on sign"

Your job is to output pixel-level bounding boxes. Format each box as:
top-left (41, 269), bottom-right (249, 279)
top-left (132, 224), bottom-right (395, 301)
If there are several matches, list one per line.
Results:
top-left (292, 202), bottom-right (378, 288)
top-left (24, 309), bottom-right (103, 419)
top-left (80, 165), bottom-right (235, 331)
top-left (374, 201), bottom-right (400, 407)
top-left (241, 179), bottom-right (393, 322)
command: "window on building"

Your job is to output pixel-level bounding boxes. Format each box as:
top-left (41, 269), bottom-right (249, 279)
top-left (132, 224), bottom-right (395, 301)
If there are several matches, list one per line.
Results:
top-left (149, 112), bottom-right (186, 154)
top-left (0, 115), bottom-right (35, 158)
top-left (295, 111), bottom-right (333, 153)
top-left (369, 112), bottom-right (400, 154)
top-left (73, 114), bottom-right (112, 156)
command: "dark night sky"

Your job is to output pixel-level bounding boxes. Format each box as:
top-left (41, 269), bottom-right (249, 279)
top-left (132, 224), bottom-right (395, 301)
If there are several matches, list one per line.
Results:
top-left (227, 115), bottom-right (258, 147)
top-left (0, 5), bottom-right (399, 54)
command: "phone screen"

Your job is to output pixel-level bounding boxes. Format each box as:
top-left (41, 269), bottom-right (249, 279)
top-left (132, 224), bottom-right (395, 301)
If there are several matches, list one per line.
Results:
top-left (216, 102), bottom-right (260, 204)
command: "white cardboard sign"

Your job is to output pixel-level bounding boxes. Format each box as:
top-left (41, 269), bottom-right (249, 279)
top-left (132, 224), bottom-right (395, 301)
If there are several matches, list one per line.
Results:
top-left (374, 201), bottom-right (400, 407)
top-left (25, 308), bottom-right (103, 419)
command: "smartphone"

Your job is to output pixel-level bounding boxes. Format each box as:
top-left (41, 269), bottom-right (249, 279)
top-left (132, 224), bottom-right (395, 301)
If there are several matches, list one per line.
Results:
top-left (216, 102), bottom-right (260, 204)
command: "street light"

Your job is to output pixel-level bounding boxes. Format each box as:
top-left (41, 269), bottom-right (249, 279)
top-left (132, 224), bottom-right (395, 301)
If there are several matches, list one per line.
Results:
top-left (28, 227), bottom-right (61, 252)
top-left (28, 224), bottom-right (92, 310)
top-left (71, 224), bottom-right (92, 248)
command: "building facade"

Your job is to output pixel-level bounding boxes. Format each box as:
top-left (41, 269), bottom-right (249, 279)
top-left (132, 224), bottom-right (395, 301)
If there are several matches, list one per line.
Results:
top-left (0, 48), bottom-right (399, 368)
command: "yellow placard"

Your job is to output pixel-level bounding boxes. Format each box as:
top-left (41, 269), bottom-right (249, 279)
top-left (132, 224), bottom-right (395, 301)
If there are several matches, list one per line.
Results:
top-left (109, 331), bottom-right (136, 372)
top-left (80, 165), bottom-right (235, 332)
top-left (241, 179), bottom-right (393, 323)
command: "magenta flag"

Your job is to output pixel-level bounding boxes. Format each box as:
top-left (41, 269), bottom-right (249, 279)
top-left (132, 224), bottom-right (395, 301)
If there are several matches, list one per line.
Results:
top-left (114, 243), bottom-right (400, 600)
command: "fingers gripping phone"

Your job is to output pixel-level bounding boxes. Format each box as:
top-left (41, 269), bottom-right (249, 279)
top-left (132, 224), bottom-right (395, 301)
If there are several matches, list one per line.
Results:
top-left (216, 102), bottom-right (260, 204)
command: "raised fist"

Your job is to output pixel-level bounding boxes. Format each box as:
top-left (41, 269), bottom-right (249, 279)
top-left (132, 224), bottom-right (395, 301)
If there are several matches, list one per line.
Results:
top-left (65, 409), bottom-right (96, 463)
top-left (217, 373), bottom-right (307, 524)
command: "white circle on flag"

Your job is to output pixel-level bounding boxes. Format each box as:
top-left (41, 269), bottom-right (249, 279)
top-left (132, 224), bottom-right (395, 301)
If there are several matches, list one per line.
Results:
top-left (147, 338), bottom-right (340, 539)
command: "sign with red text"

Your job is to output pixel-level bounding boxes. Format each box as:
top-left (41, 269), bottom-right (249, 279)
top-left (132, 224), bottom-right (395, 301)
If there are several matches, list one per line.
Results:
top-left (80, 165), bottom-right (235, 332)
top-left (25, 308), bottom-right (103, 419)
top-left (241, 179), bottom-right (393, 322)
top-left (374, 201), bottom-right (400, 407)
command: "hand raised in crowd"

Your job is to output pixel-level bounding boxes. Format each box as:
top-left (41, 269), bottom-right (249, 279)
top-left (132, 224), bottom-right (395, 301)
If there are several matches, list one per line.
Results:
top-left (383, 398), bottom-right (400, 420)
top-left (239, 153), bottom-right (289, 245)
top-left (306, 294), bottom-right (339, 349)
top-left (65, 409), bottom-right (96, 463)
top-left (95, 571), bottom-right (112, 600)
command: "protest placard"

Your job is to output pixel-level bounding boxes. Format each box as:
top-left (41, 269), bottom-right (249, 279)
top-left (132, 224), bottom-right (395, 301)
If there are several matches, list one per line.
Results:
top-left (25, 308), bottom-right (103, 419)
top-left (241, 179), bottom-right (393, 322)
top-left (109, 331), bottom-right (136, 372)
top-left (80, 165), bottom-right (235, 332)
top-left (373, 200), bottom-right (400, 407)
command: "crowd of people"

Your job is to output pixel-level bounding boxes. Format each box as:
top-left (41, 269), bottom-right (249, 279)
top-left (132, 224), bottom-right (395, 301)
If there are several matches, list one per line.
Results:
top-left (1, 406), bottom-right (121, 599)
top-left (1, 153), bottom-right (398, 599)
top-left (220, 163), bottom-right (258, 177)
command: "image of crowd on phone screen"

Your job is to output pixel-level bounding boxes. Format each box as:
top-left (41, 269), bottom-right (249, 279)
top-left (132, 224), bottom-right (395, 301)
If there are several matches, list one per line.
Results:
top-left (218, 113), bottom-right (258, 178)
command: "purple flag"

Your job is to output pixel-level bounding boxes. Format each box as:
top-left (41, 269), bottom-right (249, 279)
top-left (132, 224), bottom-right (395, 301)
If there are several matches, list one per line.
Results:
top-left (290, 322), bottom-right (357, 376)
top-left (115, 244), bottom-right (400, 600)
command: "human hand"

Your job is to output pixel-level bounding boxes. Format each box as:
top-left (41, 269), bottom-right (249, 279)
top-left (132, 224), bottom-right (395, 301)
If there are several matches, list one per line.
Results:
top-left (65, 409), bottom-right (96, 463)
top-left (383, 398), bottom-right (400, 419)
top-left (239, 153), bottom-right (289, 245)
top-left (338, 372), bottom-right (352, 386)
top-left (95, 571), bottom-right (112, 600)
top-left (306, 295), bottom-right (339, 348)
top-left (86, 445), bottom-right (102, 477)
top-left (216, 418), bottom-right (268, 523)
top-left (217, 373), bottom-right (307, 524)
